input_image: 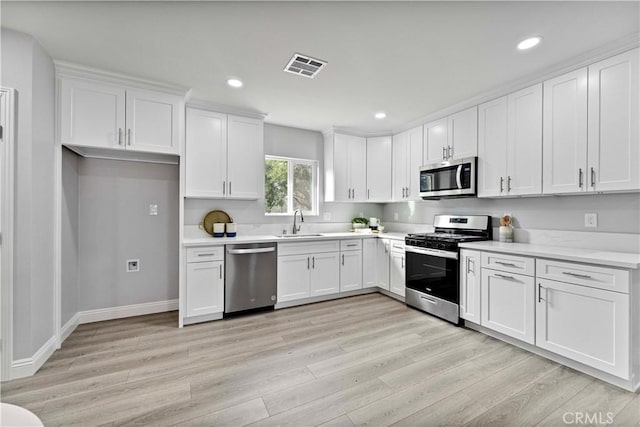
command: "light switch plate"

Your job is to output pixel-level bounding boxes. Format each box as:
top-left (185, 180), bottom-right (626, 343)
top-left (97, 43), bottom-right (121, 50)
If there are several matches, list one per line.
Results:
top-left (584, 213), bottom-right (598, 228)
top-left (149, 204), bottom-right (158, 216)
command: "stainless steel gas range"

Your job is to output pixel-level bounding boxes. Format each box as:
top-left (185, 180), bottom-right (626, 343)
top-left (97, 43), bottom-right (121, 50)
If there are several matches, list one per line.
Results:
top-left (404, 215), bottom-right (492, 324)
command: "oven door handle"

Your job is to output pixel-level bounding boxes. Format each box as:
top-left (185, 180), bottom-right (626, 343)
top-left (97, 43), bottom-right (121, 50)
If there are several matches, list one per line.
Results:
top-left (405, 246), bottom-right (458, 260)
top-left (456, 164), bottom-right (463, 189)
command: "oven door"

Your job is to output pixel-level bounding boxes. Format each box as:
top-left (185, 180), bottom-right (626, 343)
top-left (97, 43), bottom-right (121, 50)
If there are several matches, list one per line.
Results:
top-left (419, 157), bottom-right (476, 199)
top-left (405, 246), bottom-right (459, 304)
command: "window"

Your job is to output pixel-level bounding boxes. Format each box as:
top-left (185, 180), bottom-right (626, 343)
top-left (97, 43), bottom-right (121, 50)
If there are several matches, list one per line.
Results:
top-left (265, 155), bottom-right (318, 215)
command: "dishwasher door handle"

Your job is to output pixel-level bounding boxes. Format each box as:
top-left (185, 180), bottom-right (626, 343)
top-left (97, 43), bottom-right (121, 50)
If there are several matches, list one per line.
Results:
top-left (227, 247), bottom-right (276, 255)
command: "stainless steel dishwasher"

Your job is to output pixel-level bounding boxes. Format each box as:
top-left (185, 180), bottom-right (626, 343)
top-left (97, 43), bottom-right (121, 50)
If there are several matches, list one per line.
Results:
top-left (225, 242), bottom-right (277, 314)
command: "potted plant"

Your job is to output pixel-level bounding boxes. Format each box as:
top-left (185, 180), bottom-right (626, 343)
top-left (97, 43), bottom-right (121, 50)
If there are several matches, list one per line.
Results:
top-left (352, 217), bottom-right (369, 229)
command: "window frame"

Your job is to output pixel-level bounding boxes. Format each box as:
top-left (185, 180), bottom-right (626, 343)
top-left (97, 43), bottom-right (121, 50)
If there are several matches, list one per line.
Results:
top-left (265, 155), bottom-right (319, 216)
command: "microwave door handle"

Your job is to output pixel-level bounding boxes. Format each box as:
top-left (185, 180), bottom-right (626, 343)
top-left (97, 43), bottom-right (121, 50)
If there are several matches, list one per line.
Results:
top-left (456, 165), bottom-right (463, 189)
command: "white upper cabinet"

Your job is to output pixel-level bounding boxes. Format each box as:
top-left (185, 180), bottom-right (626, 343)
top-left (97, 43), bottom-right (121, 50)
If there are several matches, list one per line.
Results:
top-left (185, 109), bottom-right (262, 199)
top-left (366, 136), bottom-right (392, 201)
top-left (588, 48), bottom-right (639, 192)
top-left (478, 84), bottom-right (542, 197)
top-left (324, 132), bottom-right (367, 202)
top-left (227, 115), bottom-right (263, 199)
top-left (59, 76), bottom-right (182, 155)
top-left (543, 68), bottom-right (589, 194)
top-left (424, 106), bottom-right (477, 163)
top-left (392, 126), bottom-right (423, 201)
top-left (60, 78), bottom-right (126, 150)
top-left (185, 109), bottom-right (227, 198)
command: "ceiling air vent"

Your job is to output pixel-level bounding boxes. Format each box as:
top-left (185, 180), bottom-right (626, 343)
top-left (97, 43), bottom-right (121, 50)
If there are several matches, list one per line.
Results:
top-left (284, 53), bottom-right (327, 78)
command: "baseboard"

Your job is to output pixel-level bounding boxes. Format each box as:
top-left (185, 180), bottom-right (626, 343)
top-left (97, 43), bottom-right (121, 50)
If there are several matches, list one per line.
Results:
top-left (78, 299), bottom-right (178, 325)
top-left (10, 335), bottom-right (57, 380)
top-left (60, 312), bottom-right (80, 343)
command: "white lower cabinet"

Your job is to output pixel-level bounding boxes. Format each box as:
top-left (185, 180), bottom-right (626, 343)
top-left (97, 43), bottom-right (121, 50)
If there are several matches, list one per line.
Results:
top-left (536, 278), bottom-right (629, 378)
top-left (390, 243), bottom-right (406, 297)
top-left (481, 268), bottom-right (535, 344)
top-left (377, 239), bottom-right (391, 291)
top-left (340, 248), bottom-right (363, 292)
top-left (185, 246), bottom-right (224, 317)
top-left (460, 250), bottom-right (481, 324)
top-left (310, 253), bottom-right (340, 296)
top-left (277, 254), bottom-right (312, 302)
top-left (362, 239), bottom-right (378, 288)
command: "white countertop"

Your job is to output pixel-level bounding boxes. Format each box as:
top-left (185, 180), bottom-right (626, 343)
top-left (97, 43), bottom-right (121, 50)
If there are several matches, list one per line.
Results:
top-left (183, 231), bottom-right (407, 247)
top-left (459, 241), bottom-right (640, 269)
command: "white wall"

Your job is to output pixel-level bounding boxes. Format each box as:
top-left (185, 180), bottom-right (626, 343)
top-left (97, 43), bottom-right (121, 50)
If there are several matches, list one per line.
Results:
top-left (61, 148), bottom-right (79, 326)
top-left (1, 28), bottom-right (56, 360)
top-left (184, 123), bottom-right (383, 229)
top-left (77, 158), bottom-right (179, 310)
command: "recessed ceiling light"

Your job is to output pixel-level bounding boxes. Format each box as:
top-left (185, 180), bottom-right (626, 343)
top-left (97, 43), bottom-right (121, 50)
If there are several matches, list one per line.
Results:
top-left (227, 78), bottom-right (243, 88)
top-left (374, 112), bottom-right (387, 119)
top-left (517, 36), bottom-right (542, 51)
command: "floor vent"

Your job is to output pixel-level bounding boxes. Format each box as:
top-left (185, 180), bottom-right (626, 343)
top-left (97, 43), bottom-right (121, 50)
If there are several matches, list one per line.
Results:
top-left (284, 53), bottom-right (327, 78)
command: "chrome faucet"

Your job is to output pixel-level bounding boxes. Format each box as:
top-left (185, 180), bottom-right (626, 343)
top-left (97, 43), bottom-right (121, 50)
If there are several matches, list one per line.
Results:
top-left (293, 209), bottom-right (304, 234)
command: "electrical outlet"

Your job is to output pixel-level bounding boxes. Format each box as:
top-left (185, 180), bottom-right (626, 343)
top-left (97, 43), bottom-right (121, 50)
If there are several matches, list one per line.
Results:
top-left (323, 212), bottom-right (331, 221)
top-left (584, 213), bottom-right (598, 228)
top-left (149, 204), bottom-right (158, 216)
top-left (126, 259), bottom-right (140, 272)
top-left (394, 212), bottom-right (399, 221)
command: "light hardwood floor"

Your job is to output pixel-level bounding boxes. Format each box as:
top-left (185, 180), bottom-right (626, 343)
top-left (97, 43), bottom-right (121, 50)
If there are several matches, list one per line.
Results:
top-left (1, 293), bottom-right (638, 426)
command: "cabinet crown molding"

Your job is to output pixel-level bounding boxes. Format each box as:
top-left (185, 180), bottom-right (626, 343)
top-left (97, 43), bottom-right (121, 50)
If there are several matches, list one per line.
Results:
top-left (322, 126), bottom-right (392, 139)
top-left (54, 60), bottom-right (191, 97)
top-left (187, 98), bottom-right (268, 120)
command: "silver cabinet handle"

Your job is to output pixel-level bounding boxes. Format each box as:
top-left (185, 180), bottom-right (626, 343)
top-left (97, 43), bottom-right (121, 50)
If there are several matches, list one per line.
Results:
top-left (562, 271), bottom-right (592, 279)
top-left (401, 256), bottom-right (404, 269)
top-left (578, 168), bottom-right (583, 188)
top-left (197, 253), bottom-right (215, 257)
top-left (342, 254), bottom-right (345, 266)
top-left (401, 187), bottom-right (405, 198)
top-left (507, 176), bottom-right (512, 192)
top-left (352, 188), bottom-right (355, 199)
top-left (118, 128), bottom-right (123, 145)
top-left (346, 243), bottom-right (358, 247)
top-left (312, 256), bottom-right (315, 269)
top-left (500, 177), bottom-right (504, 193)
top-left (495, 261), bottom-right (517, 267)
top-left (538, 283), bottom-right (544, 303)
top-left (405, 187), bottom-right (409, 198)
top-left (495, 273), bottom-right (515, 280)
top-left (447, 145), bottom-right (452, 159)
top-left (442, 146), bottom-right (446, 160)
top-left (227, 247), bottom-right (275, 255)
top-left (590, 167), bottom-right (595, 188)
top-left (466, 257), bottom-right (474, 274)
top-left (223, 181), bottom-right (226, 195)
top-left (229, 181), bottom-right (232, 195)
top-left (127, 129), bottom-right (131, 146)
top-left (308, 256), bottom-right (310, 269)
top-left (219, 265), bottom-right (222, 279)
top-left (367, 189), bottom-right (370, 199)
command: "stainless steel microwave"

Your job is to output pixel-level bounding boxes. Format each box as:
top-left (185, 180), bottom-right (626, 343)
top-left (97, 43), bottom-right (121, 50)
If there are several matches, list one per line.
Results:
top-left (419, 157), bottom-right (477, 200)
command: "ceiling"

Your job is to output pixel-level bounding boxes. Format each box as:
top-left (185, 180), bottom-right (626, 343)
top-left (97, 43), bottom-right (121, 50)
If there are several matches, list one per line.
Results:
top-left (2, 1), bottom-right (638, 133)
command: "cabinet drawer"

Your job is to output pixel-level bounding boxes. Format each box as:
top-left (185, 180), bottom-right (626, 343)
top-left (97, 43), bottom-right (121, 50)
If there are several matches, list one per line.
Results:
top-left (536, 259), bottom-right (629, 294)
top-left (278, 240), bottom-right (340, 256)
top-left (482, 252), bottom-right (534, 276)
top-left (187, 246), bottom-right (224, 263)
top-left (390, 241), bottom-right (405, 254)
top-left (340, 239), bottom-right (362, 251)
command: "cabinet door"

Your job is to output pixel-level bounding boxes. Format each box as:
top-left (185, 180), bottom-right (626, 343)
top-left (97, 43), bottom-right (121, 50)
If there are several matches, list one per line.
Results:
top-left (507, 84), bottom-right (543, 196)
top-left (406, 126), bottom-right (424, 200)
top-left (60, 77), bottom-right (126, 149)
top-left (460, 250), bottom-right (481, 324)
top-left (391, 131), bottom-right (408, 200)
top-left (366, 136), bottom-right (392, 201)
top-left (481, 269), bottom-right (535, 344)
top-left (227, 115), bottom-right (263, 199)
top-left (348, 135), bottom-right (367, 201)
top-left (376, 240), bottom-right (391, 291)
top-left (449, 106), bottom-right (478, 159)
top-left (125, 89), bottom-right (181, 154)
top-left (542, 68), bottom-right (588, 194)
top-left (536, 279), bottom-right (629, 378)
top-left (588, 48), bottom-right (639, 192)
top-left (333, 133), bottom-right (350, 201)
top-left (478, 97), bottom-right (508, 197)
top-left (390, 252), bottom-right (405, 297)
top-left (424, 118), bottom-right (448, 163)
top-left (186, 261), bottom-right (224, 317)
top-left (310, 252), bottom-right (340, 296)
top-left (185, 109), bottom-right (227, 198)
top-left (362, 239), bottom-right (378, 288)
top-left (340, 251), bottom-right (363, 292)
top-left (277, 254), bottom-right (310, 302)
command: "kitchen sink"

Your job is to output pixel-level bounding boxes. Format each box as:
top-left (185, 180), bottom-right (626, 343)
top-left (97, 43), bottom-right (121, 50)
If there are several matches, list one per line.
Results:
top-left (274, 233), bottom-right (324, 238)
